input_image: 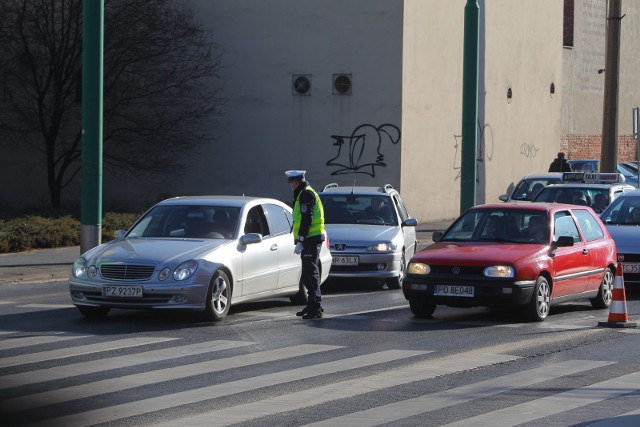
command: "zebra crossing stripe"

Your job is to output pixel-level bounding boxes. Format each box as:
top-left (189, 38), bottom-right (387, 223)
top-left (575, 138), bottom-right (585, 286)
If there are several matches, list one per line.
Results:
top-left (29, 349), bottom-right (427, 427)
top-left (152, 350), bottom-right (515, 426)
top-left (440, 371), bottom-right (640, 427)
top-left (302, 359), bottom-right (613, 427)
top-left (0, 340), bottom-right (253, 390)
top-left (2, 343), bottom-right (341, 413)
top-left (0, 337), bottom-right (176, 368)
top-left (0, 333), bottom-right (90, 351)
top-left (18, 303), bottom-right (74, 309)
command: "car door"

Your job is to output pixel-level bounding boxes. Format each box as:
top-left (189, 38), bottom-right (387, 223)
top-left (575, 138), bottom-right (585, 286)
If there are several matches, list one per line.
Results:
top-left (239, 205), bottom-right (278, 296)
top-left (263, 203), bottom-right (301, 290)
top-left (551, 210), bottom-right (591, 296)
top-left (572, 208), bottom-right (610, 292)
top-left (392, 193), bottom-right (417, 260)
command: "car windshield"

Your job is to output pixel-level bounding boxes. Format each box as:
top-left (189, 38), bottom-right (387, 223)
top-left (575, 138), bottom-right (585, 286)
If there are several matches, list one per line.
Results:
top-left (443, 208), bottom-right (549, 244)
top-left (126, 205), bottom-right (240, 239)
top-left (600, 195), bottom-right (640, 225)
top-left (510, 178), bottom-right (561, 201)
top-left (320, 194), bottom-right (398, 225)
top-left (533, 187), bottom-right (610, 212)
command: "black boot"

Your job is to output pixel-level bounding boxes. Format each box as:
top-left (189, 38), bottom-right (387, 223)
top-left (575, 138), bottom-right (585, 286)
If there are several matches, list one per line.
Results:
top-left (296, 307), bottom-right (310, 317)
top-left (302, 311), bottom-right (323, 319)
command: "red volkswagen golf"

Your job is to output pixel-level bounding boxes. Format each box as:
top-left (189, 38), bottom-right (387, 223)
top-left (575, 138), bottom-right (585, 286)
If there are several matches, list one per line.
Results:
top-left (403, 203), bottom-right (617, 321)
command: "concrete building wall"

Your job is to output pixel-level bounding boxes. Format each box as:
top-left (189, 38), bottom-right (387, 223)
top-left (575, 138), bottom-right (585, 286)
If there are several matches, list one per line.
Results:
top-left (109, 0), bottom-right (406, 208)
top-left (561, 1), bottom-right (640, 161)
top-left (401, 0), bottom-right (563, 221)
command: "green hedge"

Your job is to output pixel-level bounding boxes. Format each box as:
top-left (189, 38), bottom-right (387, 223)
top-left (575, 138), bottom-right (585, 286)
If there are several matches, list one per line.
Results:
top-left (0, 212), bottom-right (140, 254)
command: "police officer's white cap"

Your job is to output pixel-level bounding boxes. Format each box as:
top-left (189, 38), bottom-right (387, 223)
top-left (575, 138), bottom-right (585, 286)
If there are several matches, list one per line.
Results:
top-left (285, 170), bottom-right (306, 182)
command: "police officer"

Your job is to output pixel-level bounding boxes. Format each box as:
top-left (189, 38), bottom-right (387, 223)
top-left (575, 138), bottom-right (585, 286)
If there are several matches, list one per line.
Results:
top-left (286, 170), bottom-right (326, 319)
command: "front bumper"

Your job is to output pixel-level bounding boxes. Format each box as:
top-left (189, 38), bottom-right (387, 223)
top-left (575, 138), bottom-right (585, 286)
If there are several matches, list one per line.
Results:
top-left (69, 279), bottom-right (208, 310)
top-left (402, 275), bottom-right (535, 308)
top-left (328, 252), bottom-right (402, 279)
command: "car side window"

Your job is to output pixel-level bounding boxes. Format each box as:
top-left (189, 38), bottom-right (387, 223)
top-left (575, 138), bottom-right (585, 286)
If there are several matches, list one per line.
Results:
top-left (263, 203), bottom-right (292, 236)
top-left (554, 211), bottom-right (581, 243)
top-left (244, 206), bottom-right (270, 237)
top-left (572, 209), bottom-right (605, 242)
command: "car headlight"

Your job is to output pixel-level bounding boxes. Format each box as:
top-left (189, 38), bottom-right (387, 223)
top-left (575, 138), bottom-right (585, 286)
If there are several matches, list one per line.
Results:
top-left (87, 265), bottom-right (98, 279)
top-left (366, 242), bottom-right (397, 252)
top-left (173, 260), bottom-right (198, 281)
top-left (72, 258), bottom-right (87, 278)
top-left (159, 267), bottom-right (171, 281)
top-left (484, 265), bottom-right (514, 278)
top-left (407, 262), bottom-right (430, 275)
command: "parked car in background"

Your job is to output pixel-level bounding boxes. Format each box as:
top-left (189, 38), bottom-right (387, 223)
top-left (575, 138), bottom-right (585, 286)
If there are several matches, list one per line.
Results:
top-left (402, 203), bottom-right (616, 322)
top-left (69, 196), bottom-right (332, 320)
top-left (600, 189), bottom-right (640, 287)
top-left (319, 184), bottom-right (418, 289)
top-left (567, 159), bottom-right (638, 187)
top-left (531, 172), bottom-right (635, 213)
top-left (499, 172), bottom-right (563, 202)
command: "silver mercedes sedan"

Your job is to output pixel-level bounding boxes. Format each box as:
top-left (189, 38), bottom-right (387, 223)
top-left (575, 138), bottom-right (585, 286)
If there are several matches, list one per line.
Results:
top-left (69, 196), bottom-right (332, 320)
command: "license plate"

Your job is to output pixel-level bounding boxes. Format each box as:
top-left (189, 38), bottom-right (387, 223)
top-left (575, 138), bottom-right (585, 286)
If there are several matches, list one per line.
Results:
top-left (433, 285), bottom-right (474, 297)
top-left (622, 263), bottom-right (640, 274)
top-left (332, 256), bottom-right (359, 266)
top-left (102, 285), bottom-right (143, 298)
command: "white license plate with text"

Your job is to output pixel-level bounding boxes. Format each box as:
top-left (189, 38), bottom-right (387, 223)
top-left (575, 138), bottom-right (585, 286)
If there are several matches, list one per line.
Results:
top-left (332, 256), bottom-right (359, 266)
top-left (433, 285), bottom-right (474, 297)
top-left (102, 285), bottom-right (143, 298)
top-left (622, 263), bottom-right (640, 274)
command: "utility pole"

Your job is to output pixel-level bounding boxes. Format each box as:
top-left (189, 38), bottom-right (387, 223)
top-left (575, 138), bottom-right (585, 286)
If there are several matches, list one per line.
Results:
top-left (460, 0), bottom-right (480, 214)
top-left (600, 0), bottom-right (623, 173)
top-left (80, 0), bottom-right (104, 253)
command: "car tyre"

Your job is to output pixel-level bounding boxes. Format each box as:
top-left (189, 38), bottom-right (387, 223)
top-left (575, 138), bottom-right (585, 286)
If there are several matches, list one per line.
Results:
top-left (78, 305), bottom-right (110, 319)
top-left (590, 268), bottom-right (614, 309)
top-left (201, 270), bottom-right (231, 321)
top-left (409, 298), bottom-right (436, 318)
top-left (522, 276), bottom-right (551, 322)
top-left (386, 253), bottom-right (406, 290)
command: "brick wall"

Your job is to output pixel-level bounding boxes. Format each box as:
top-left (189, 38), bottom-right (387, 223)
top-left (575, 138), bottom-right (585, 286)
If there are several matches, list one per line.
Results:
top-left (561, 134), bottom-right (639, 161)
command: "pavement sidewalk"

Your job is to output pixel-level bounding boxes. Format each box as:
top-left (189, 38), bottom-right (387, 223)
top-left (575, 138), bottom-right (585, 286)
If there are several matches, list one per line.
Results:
top-left (0, 219), bottom-right (454, 285)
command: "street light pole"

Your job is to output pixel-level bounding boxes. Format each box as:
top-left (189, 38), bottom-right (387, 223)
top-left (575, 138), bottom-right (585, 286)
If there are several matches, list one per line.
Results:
top-left (600, 0), bottom-right (623, 173)
top-left (460, 0), bottom-right (480, 214)
top-left (80, 0), bottom-right (104, 253)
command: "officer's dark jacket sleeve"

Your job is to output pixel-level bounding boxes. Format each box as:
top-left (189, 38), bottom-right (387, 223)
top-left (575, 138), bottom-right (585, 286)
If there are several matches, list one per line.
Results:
top-left (297, 189), bottom-right (315, 239)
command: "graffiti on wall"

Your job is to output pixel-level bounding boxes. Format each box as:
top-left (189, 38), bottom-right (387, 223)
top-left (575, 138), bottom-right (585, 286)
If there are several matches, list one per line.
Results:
top-left (452, 122), bottom-right (494, 181)
top-left (326, 123), bottom-right (401, 176)
top-left (520, 142), bottom-right (540, 158)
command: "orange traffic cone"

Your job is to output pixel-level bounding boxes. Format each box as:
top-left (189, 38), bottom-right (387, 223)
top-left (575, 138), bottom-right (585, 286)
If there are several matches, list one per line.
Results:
top-left (598, 267), bottom-right (637, 328)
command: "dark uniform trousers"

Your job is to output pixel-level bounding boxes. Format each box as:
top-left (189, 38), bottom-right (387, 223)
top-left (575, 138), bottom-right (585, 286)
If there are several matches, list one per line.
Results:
top-left (301, 238), bottom-right (323, 313)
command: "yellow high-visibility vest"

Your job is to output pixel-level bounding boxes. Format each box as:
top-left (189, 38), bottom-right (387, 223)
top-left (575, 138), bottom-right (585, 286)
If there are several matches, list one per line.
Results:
top-left (293, 185), bottom-right (325, 239)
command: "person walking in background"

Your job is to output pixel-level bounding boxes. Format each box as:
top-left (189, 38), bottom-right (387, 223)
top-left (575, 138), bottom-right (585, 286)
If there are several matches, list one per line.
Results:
top-left (286, 170), bottom-right (326, 319)
top-left (548, 152), bottom-right (572, 172)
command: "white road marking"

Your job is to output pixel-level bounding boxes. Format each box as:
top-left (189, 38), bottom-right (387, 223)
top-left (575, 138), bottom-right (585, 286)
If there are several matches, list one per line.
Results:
top-left (18, 303), bottom-right (74, 309)
top-left (0, 333), bottom-right (90, 351)
top-left (0, 336), bottom-right (176, 368)
top-left (153, 350), bottom-right (515, 426)
top-left (1, 344), bottom-right (340, 412)
top-left (33, 349), bottom-right (427, 427)
top-left (302, 359), bottom-right (613, 427)
top-left (0, 340), bottom-right (253, 390)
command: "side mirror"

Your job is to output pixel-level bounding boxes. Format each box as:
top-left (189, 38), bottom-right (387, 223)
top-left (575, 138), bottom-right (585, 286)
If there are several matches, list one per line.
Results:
top-left (403, 218), bottom-right (418, 227)
top-left (114, 230), bottom-right (127, 239)
top-left (241, 233), bottom-right (262, 245)
top-left (499, 195), bottom-right (509, 202)
top-left (554, 235), bottom-right (574, 248)
top-left (432, 231), bottom-right (443, 242)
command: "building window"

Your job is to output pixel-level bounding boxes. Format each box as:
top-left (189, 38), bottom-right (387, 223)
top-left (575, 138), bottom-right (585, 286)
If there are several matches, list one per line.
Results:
top-left (563, 0), bottom-right (574, 47)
